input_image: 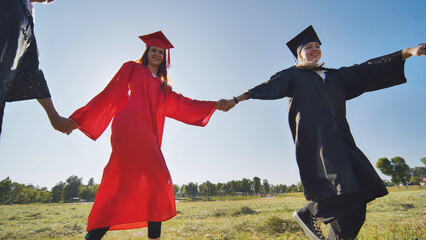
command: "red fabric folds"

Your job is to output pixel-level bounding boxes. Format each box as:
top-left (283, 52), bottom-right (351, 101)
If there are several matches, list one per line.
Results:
top-left (70, 62), bottom-right (216, 231)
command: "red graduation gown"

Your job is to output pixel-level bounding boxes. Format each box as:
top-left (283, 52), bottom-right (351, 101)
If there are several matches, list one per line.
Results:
top-left (70, 61), bottom-right (216, 231)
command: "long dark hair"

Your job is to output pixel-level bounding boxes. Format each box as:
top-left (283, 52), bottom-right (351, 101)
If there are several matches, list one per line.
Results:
top-left (139, 46), bottom-right (170, 93)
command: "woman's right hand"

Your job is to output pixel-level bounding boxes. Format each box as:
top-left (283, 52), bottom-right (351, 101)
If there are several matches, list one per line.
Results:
top-left (63, 118), bottom-right (79, 135)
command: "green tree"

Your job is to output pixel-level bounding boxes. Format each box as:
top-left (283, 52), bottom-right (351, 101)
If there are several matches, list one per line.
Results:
top-left (79, 186), bottom-right (92, 201)
top-left (279, 184), bottom-right (288, 193)
top-left (287, 184), bottom-right (298, 193)
top-left (204, 181), bottom-right (215, 197)
top-left (183, 182), bottom-right (198, 198)
top-left (377, 157), bottom-right (411, 187)
top-left (411, 167), bottom-right (426, 179)
top-left (51, 181), bottom-right (66, 203)
top-left (36, 190), bottom-right (51, 203)
top-left (409, 176), bottom-right (422, 186)
top-left (88, 185), bottom-right (98, 202)
top-left (392, 157), bottom-right (411, 186)
top-left (0, 177), bottom-right (12, 204)
top-left (253, 177), bottom-right (261, 194)
top-left (173, 184), bottom-right (180, 196)
top-left (87, 178), bottom-right (95, 187)
top-left (64, 176), bottom-right (83, 202)
top-left (376, 158), bottom-right (393, 175)
top-left (263, 179), bottom-right (270, 193)
top-left (199, 182), bottom-right (207, 197)
top-left (216, 183), bottom-right (225, 196)
top-left (297, 182), bottom-right (304, 192)
top-left (421, 157), bottom-right (426, 166)
top-left (241, 178), bottom-right (251, 195)
top-left (8, 183), bottom-right (29, 204)
top-left (227, 181), bottom-right (237, 195)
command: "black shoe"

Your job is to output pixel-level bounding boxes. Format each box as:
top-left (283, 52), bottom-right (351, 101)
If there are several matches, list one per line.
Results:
top-left (85, 227), bottom-right (109, 240)
top-left (293, 207), bottom-right (325, 240)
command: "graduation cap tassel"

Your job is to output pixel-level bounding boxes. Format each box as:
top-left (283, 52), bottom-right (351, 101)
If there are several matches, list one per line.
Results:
top-left (167, 49), bottom-right (171, 69)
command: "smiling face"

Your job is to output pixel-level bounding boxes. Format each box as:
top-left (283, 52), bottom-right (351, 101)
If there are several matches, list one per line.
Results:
top-left (298, 42), bottom-right (322, 63)
top-left (147, 46), bottom-right (165, 67)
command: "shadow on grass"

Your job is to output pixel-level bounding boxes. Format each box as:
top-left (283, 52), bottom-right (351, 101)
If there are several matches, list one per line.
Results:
top-left (233, 215), bottom-right (303, 236)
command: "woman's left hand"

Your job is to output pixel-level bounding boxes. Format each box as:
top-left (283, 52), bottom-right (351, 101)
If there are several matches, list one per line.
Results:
top-left (402, 43), bottom-right (426, 60)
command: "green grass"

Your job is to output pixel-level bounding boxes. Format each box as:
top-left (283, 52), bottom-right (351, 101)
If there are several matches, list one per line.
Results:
top-left (0, 187), bottom-right (425, 239)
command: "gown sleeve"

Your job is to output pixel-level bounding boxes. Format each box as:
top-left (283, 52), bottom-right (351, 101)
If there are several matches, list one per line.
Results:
top-left (338, 50), bottom-right (407, 100)
top-left (5, 37), bottom-right (51, 102)
top-left (248, 69), bottom-right (294, 100)
top-left (70, 62), bottom-right (134, 140)
top-left (165, 90), bottom-right (216, 127)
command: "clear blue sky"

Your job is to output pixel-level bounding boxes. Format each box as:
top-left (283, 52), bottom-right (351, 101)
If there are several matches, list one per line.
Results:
top-left (0, 0), bottom-right (425, 189)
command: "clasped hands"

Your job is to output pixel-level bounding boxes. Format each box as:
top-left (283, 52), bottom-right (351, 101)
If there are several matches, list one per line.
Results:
top-left (49, 116), bottom-right (79, 135)
top-left (215, 99), bottom-right (237, 112)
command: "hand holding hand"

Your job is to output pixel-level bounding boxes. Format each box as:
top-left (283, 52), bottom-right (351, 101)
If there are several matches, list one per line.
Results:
top-left (48, 115), bottom-right (71, 134)
top-left (215, 99), bottom-right (237, 112)
top-left (63, 118), bottom-right (80, 135)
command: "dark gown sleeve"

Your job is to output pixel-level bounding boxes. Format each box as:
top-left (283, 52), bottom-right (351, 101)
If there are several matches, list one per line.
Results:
top-left (248, 69), bottom-right (294, 100)
top-left (338, 50), bottom-right (407, 100)
top-left (5, 36), bottom-right (51, 102)
top-left (165, 90), bottom-right (216, 127)
top-left (69, 62), bottom-right (134, 140)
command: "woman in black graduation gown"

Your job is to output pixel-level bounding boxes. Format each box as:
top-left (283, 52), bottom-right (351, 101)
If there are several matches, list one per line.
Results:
top-left (219, 26), bottom-right (426, 240)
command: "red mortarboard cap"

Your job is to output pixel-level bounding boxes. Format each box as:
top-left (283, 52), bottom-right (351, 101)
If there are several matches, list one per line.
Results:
top-left (286, 25), bottom-right (321, 58)
top-left (139, 31), bottom-right (174, 50)
top-left (139, 31), bottom-right (174, 68)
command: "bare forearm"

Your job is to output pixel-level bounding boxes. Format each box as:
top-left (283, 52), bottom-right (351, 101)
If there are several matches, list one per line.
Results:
top-left (402, 44), bottom-right (426, 60)
top-left (234, 92), bottom-right (251, 103)
top-left (37, 98), bottom-right (59, 120)
top-left (402, 48), bottom-right (414, 60)
top-left (37, 98), bottom-right (71, 133)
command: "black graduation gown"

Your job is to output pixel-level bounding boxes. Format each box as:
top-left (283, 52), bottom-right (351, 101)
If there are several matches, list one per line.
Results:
top-left (249, 51), bottom-right (406, 202)
top-left (0, 0), bottom-right (51, 135)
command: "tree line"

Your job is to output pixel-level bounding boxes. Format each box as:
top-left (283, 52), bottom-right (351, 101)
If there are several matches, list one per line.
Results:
top-left (0, 175), bottom-right (302, 205)
top-left (4, 155), bottom-right (424, 205)
top-left (0, 175), bottom-right (98, 205)
top-left (376, 157), bottom-right (426, 187)
top-left (174, 177), bottom-right (304, 198)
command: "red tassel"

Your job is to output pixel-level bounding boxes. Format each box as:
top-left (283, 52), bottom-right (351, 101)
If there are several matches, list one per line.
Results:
top-left (167, 49), bottom-right (171, 68)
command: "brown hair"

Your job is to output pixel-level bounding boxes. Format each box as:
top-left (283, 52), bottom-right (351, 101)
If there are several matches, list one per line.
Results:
top-left (137, 46), bottom-right (171, 96)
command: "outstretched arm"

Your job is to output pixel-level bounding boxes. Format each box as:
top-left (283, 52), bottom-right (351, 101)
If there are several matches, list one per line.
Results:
top-left (402, 43), bottom-right (426, 60)
top-left (37, 98), bottom-right (69, 133)
top-left (216, 92), bottom-right (251, 112)
top-left (218, 69), bottom-right (292, 112)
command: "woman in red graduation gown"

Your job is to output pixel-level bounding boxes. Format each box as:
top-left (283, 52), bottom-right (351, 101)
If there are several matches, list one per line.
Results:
top-left (66, 31), bottom-right (223, 240)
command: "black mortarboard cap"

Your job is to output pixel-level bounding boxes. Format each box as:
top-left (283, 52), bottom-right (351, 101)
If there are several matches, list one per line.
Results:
top-left (286, 25), bottom-right (321, 58)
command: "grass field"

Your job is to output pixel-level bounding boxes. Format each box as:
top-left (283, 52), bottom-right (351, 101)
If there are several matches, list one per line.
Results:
top-left (0, 187), bottom-right (425, 239)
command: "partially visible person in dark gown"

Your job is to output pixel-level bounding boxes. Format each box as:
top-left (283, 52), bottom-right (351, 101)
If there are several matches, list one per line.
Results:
top-left (217, 25), bottom-right (426, 240)
top-left (0, 0), bottom-right (68, 138)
